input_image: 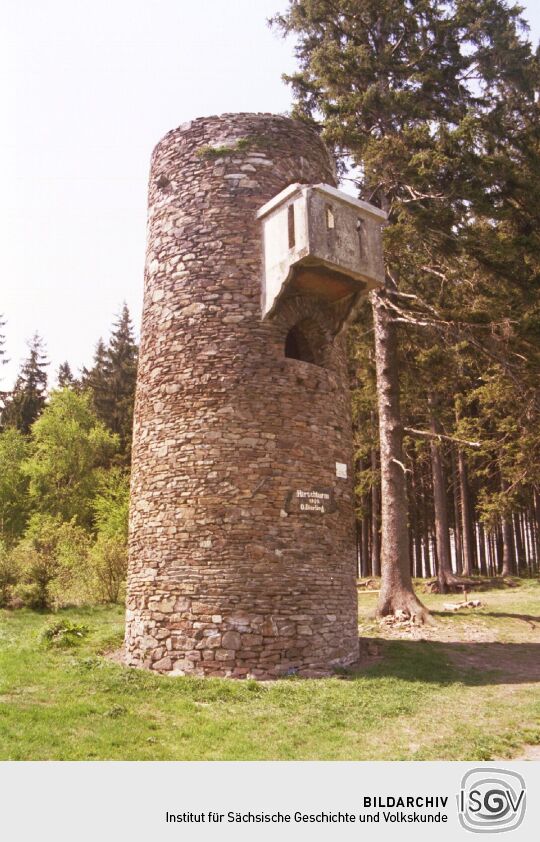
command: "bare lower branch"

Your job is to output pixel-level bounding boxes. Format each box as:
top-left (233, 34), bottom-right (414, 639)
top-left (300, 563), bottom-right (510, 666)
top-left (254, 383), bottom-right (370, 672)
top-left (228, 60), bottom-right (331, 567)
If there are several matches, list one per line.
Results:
top-left (391, 457), bottom-right (410, 473)
top-left (404, 427), bottom-right (481, 449)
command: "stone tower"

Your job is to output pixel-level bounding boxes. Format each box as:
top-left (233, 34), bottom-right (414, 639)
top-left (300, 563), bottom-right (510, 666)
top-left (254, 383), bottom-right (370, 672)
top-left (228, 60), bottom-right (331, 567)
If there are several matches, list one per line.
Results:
top-left (125, 113), bottom-right (385, 678)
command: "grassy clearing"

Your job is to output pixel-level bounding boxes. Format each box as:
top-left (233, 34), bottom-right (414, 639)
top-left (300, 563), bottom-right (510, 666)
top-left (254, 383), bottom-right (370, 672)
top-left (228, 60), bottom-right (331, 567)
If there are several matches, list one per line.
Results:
top-left (0, 581), bottom-right (539, 760)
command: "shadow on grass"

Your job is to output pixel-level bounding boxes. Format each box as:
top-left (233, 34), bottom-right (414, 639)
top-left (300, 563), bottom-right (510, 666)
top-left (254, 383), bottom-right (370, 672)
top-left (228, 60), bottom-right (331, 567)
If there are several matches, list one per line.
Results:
top-left (430, 609), bottom-right (540, 624)
top-left (353, 638), bottom-right (540, 688)
top-left (476, 611), bottom-right (539, 624)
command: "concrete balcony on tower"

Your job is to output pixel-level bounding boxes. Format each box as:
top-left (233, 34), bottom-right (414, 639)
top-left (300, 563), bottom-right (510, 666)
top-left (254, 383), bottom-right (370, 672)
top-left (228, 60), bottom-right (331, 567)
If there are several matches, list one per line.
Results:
top-left (257, 182), bottom-right (387, 326)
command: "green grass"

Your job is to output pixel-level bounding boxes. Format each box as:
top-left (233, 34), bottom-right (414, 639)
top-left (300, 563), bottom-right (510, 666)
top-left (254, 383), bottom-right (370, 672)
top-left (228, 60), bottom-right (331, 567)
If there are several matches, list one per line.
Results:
top-left (1, 581), bottom-right (539, 760)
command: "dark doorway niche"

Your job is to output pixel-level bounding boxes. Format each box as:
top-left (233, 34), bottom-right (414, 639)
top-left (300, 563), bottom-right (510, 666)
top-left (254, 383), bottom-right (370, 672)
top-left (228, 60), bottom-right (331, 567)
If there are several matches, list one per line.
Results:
top-left (284, 318), bottom-right (325, 366)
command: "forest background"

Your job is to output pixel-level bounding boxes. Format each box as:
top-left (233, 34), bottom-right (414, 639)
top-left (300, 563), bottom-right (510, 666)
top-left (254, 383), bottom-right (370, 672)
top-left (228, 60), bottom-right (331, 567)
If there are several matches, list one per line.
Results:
top-left (1, 0), bottom-right (539, 619)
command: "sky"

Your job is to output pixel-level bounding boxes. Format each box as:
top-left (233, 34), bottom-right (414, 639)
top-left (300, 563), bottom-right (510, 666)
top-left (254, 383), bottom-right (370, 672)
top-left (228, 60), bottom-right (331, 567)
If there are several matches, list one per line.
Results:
top-left (1, 0), bottom-right (540, 389)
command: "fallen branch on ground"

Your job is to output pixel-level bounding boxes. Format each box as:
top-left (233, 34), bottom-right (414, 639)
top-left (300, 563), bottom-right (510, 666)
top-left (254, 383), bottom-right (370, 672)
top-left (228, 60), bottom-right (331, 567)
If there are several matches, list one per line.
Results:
top-left (443, 599), bottom-right (483, 611)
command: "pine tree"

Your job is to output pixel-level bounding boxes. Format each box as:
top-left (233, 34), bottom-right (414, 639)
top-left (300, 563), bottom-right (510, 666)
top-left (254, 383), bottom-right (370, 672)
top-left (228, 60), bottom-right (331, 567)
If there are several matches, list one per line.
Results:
top-left (0, 315), bottom-right (8, 413)
top-left (272, 0), bottom-right (538, 611)
top-left (1, 334), bottom-right (48, 434)
top-left (81, 338), bottom-right (111, 420)
top-left (57, 361), bottom-right (78, 389)
top-left (0, 315), bottom-right (7, 370)
top-left (81, 305), bottom-right (138, 463)
top-left (106, 303), bottom-right (138, 461)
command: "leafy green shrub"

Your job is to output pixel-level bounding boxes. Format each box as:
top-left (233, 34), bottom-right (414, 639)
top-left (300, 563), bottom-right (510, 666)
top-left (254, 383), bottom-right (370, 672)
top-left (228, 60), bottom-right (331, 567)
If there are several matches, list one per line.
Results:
top-left (93, 469), bottom-right (129, 540)
top-left (89, 535), bottom-right (127, 603)
top-left (11, 582), bottom-right (47, 610)
top-left (0, 541), bottom-right (21, 607)
top-left (40, 618), bottom-right (89, 647)
top-left (89, 470), bottom-right (129, 603)
top-left (50, 520), bottom-right (92, 606)
top-left (12, 514), bottom-right (91, 609)
top-left (0, 428), bottom-right (30, 547)
top-left (25, 389), bottom-right (118, 528)
top-left (12, 523), bottom-right (59, 609)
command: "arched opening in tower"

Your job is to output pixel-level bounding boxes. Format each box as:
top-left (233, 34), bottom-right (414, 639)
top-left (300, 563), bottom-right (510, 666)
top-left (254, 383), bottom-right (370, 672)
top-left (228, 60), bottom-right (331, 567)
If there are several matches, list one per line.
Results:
top-left (284, 318), bottom-right (325, 366)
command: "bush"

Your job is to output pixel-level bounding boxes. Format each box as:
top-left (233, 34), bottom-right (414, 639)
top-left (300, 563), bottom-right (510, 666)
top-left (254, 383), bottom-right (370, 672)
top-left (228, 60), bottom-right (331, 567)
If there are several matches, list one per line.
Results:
top-left (0, 542), bottom-right (21, 607)
top-left (12, 514), bottom-right (91, 609)
top-left (11, 581), bottom-right (48, 610)
top-left (12, 531), bottom-right (59, 610)
top-left (40, 618), bottom-right (89, 647)
top-left (0, 475), bottom-right (130, 609)
top-left (0, 428), bottom-right (30, 546)
top-left (87, 469), bottom-right (129, 604)
top-left (25, 389), bottom-right (119, 528)
top-left (89, 536), bottom-right (127, 603)
top-left (93, 469), bottom-right (129, 540)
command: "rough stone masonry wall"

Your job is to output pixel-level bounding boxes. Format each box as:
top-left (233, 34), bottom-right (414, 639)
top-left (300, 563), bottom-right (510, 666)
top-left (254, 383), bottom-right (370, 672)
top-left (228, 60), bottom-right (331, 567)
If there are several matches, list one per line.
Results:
top-left (125, 113), bottom-right (359, 678)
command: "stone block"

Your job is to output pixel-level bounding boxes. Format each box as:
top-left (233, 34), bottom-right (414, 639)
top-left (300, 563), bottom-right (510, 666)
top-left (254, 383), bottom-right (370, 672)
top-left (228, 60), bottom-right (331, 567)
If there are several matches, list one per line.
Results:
top-left (222, 631), bottom-right (242, 650)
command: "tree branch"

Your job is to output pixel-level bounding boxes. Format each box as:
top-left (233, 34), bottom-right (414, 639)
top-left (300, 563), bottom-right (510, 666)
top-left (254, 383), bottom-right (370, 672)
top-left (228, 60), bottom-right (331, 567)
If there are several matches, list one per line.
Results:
top-left (404, 427), bottom-right (481, 449)
top-left (391, 457), bottom-right (410, 473)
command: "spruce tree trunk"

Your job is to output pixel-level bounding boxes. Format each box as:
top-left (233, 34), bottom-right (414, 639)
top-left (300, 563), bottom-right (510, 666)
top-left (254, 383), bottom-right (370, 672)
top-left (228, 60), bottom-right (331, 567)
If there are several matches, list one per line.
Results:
top-left (421, 469), bottom-right (431, 578)
top-left (458, 449), bottom-right (474, 576)
top-left (526, 506), bottom-right (537, 572)
top-left (522, 512), bottom-right (532, 573)
top-left (410, 450), bottom-right (423, 578)
top-left (370, 441), bottom-right (381, 577)
top-left (534, 492), bottom-right (540, 571)
top-left (500, 479), bottom-right (514, 577)
top-left (362, 509), bottom-right (370, 577)
top-left (358, 457), bottom-right (370, 576)
top-left (501, 515), bottom-right (514, 576)
top-left (431, 529), bottom-right (439, 576)
top-left (372, 289), bottom-right (429, 621)
top-left (496, 524), bottom-right (504, 573)
top-left (407, 469), bottom-right (414, 575)
top-left (513, 512), bottom-right (524, 574)
top-left (428, 409), bottom-right (456, 593)
top-left (478, 521), bottom-right (488, 576)
top-left (487, 531), bottom-right (494, 576)
top-left (493, 529), bottom-right (500, 575)
top-left (450, 447), bottom-right (463, 574)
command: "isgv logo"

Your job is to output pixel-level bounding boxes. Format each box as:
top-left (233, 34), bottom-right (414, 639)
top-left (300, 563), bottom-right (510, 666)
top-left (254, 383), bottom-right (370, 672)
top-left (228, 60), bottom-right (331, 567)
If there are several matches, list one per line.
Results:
top-left (458, 768), bottom-right (526, 833)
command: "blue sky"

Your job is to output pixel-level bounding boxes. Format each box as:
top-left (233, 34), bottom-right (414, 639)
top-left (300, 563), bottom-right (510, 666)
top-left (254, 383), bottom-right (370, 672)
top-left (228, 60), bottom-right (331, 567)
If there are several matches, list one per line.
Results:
top-left (1, 0), bottom-right (539, 389)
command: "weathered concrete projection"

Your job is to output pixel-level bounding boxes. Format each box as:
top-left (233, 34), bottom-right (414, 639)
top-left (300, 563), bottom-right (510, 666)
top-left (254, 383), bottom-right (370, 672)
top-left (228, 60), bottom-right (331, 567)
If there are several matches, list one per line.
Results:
top-left (125, 113), bottom-right (385, 678)
top-left (258, 181), bottom-right (386, 321)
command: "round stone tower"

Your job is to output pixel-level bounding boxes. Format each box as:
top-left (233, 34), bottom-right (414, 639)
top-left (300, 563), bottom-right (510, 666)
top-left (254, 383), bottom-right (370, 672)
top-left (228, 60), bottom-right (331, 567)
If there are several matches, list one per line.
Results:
top-left (125, 113), bottom-right (361, 678)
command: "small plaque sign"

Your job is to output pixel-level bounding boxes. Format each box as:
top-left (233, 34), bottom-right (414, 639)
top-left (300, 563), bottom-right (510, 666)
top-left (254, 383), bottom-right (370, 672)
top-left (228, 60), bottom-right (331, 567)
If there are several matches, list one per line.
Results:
top-left (336, 462), bottom-right (348, 479)
top-left (283, 487), bottom-right (336, 515)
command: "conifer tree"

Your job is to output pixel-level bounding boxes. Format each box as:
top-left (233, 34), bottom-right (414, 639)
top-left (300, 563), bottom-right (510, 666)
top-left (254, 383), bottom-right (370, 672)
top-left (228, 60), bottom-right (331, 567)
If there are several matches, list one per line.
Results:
top-left (81, 338), bottom-right (111, 420)
top-left (272, 0), bottom-right (537, 614)
top-left (57, 361), bottom-right (77, 389)
top-left (106, 303), bottom-right (138, 461)
top-left (0, 315), bottom-right (8, 413)
top-left (81, 306), bottom-right (138, 463)
top-left (0, 315), bottom-right (7, 371)
top-left (1, 334), bottom-right (48, 434)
